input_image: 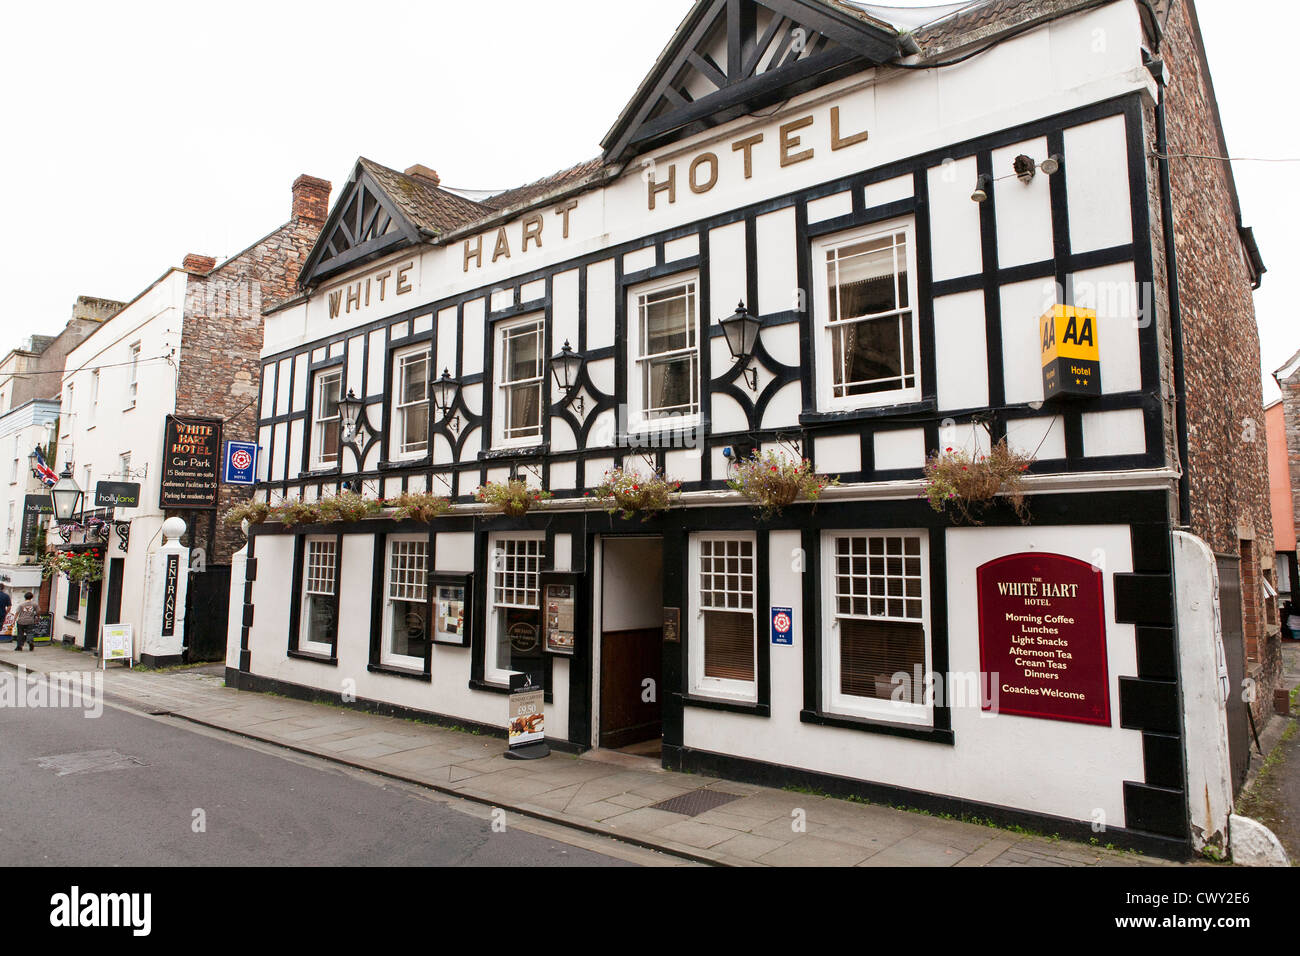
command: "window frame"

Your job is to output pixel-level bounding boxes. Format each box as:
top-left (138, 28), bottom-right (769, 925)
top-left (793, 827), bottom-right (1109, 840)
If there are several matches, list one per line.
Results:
top-left (125, 342), bottom-right (141, 410)
top-left (626, 272), bottom-right (702, 435)
top-left (484, 532), bottom-right (545, 686)
top-left (392, 344), bottom-right (431, 461)
top-left (819, 529), bottom-right (933, 726)
top-left (812, 217), bottom-right (921, 412)
top-left (492, 314), bottom-right (546, 449)
top-left (295, 534), bottom-right (341, 658)
top-left (688, 531), bottom-right (758, 704)
top-left (379, 533), bottom-right (432, 672)
top-left (310, 367), bottom-right (344, 472)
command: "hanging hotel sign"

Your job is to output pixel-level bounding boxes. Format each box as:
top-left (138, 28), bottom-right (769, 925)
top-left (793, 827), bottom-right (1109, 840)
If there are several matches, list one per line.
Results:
top-left (19, 494), bottom-right (52, 555)
top-left (159, 415), bottom-right (222, 509)
top-left (1040, 304), bottom-right (1100, 399)
top-left (976, 552), bottom-right (1110, 725)
top-left (95, 481), bottom-right (141, 509)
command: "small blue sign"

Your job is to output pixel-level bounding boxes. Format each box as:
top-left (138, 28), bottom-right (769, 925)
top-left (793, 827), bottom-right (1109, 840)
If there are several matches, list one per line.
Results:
top-left (222, 441), bottom-right (259, 485)
top-left (771, 606), bottom-right (794, 645)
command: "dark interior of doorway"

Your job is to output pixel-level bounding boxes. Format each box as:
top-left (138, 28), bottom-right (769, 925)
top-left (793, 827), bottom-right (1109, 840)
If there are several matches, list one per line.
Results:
top-left (600, 537), bottom-right (664, 754)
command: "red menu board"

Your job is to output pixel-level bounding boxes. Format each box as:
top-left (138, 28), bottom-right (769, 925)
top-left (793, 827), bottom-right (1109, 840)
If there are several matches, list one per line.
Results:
top-left (976, 552), bottom-right (1110, 725)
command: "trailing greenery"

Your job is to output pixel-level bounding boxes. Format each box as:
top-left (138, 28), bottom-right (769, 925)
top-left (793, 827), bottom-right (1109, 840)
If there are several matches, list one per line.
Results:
top-left (476, 479), bottom-right (551, 517)
top-left (222, 499), bottom-right (272, 527)
top-left (728, 450), bottom-right (837, 518)
top-left (389, 491), bottom-right (453, 523)
top-left (41, 549), bottom-right (103, 583)
top-left (315, 491), bottom-right (383, 523)
top-left (589, 467), bottom-right (680, 521)
top-left (922, 438), bottom-right (1033, 525)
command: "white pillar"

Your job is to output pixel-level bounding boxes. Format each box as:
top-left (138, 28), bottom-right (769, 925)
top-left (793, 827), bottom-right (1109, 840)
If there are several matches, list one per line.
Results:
top-left (1173, 531), bottom-right (1234, 855)
top-left (226, 540), bottom-right (248, 671)
top-left (140, 516), bottom-right (190, 665)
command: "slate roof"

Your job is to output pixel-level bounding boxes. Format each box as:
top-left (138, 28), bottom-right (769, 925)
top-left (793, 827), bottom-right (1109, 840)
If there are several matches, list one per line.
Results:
top-left (479, 157), bottom-right (609, 214)
top-left (357, 157), bottom-right (494, 236)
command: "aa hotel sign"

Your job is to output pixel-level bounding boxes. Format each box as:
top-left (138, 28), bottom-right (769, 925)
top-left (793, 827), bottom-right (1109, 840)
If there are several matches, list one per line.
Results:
top-left (976, 552), bottom-right (1111, 725)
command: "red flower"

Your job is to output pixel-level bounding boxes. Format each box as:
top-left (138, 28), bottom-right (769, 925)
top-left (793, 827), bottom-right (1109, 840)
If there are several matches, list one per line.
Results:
top-left (770, 466), bottom-right (778, 472)
top-left (945, 447), bottom-right (953, 452)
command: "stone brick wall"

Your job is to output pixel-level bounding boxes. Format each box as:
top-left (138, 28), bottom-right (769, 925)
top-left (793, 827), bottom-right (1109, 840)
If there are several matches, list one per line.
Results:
top-left (1158, 0), bottom-right (1279, 715)
top-left (170, 175), bottom-right (329, 565)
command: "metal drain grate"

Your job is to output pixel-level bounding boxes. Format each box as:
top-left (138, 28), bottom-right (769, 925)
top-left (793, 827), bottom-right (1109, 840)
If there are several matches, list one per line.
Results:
top-left (649, 789), bottom-right (743, 817)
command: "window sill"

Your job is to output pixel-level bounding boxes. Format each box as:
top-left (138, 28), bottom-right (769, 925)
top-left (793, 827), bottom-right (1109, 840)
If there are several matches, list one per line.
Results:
top-left (367, 662), bottom-right (431, 682)
top-left (799, 708), bottom-right (952, 744)
top-left (681, 693), bottom-right (769, 717)
top-left (799, 398), bottom-right (935, 426)
top-left (480, 443), bottom-right (548, 461)
top-left (288, 648), bottom-right (337, 665)
top-left (379, 455), bottom-right (431, 471)
top-left (468, 677), bottom-right (512, 695)
top-left (301, 466), bottom-right (342, 480)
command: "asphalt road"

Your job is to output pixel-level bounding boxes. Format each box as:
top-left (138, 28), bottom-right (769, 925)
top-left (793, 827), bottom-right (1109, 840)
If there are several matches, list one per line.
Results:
top-left (0, 682), bottom-right (642, 867)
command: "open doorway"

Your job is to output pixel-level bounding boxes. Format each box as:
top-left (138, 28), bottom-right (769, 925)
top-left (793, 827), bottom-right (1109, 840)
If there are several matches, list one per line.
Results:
top-left (597, 536), bottom-right (664, 754)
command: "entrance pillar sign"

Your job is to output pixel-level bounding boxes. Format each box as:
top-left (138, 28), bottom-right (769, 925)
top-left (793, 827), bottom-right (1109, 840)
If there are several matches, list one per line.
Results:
top-left (504, 671), bottom-right (549, 760)
top-left (140, 517), bottom-right (190, 665)
top-left (976, 551), bottom-right (1111, 725)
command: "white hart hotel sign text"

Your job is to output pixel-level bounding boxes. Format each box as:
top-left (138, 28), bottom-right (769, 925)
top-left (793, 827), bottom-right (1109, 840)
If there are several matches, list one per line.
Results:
top-left (644, 103), bottom-right (869, 210)
top-left (328, 260), bottom-right (416, 319)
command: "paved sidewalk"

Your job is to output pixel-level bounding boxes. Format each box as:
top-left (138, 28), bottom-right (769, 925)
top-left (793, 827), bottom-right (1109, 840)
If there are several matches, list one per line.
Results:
top-left (1, 643), bottom-right (1184, 867)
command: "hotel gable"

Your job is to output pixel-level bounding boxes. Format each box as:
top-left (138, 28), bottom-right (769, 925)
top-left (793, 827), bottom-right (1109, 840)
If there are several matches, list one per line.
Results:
top-left (229, 0), bottom-right (1274, 856)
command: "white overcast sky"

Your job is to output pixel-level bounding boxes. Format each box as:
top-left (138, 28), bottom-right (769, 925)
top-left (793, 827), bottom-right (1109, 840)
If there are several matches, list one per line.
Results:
top-left (2, 1), bottom-right (1296, 398)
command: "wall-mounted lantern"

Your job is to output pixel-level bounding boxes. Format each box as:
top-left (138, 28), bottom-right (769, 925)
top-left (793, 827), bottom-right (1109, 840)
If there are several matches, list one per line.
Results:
top-left (51, 465), bottom-right (83, 525)
top-left (550, 340), bottom-right (585, 416)
top-left (432, 368), bottom-right (462, 434)
top-left (719, 301), bottom-right (761, 392)
top-left (337, 389), bottom-right (368, 446)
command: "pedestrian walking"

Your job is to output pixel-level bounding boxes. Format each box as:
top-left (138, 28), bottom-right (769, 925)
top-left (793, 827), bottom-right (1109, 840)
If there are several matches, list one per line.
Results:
top-left (13, 592), bottom-right (39, 651)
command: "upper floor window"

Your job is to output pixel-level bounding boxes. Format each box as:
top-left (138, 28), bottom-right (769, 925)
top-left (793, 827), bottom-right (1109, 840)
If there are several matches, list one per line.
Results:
top-left (814, 220), bottom-right (919, 409)
top-left (629, 276), bottom-right (700, 430)
top-left (821, 531), bottom-right (931, 725)
top-left (126, 342), bottom-right (141, 409)
top-left (311, 369), bottom-right (342, 470)
top-left (89, 370), bottom-right (100, 422)
top-left (689, 533), bottom-right (757, 703)
top-left (494, 317), bottom-right (544, 447)
top-left (62, 385), bottom-right (73, 437)
top-left (394, 347), bottom-right (430, 459)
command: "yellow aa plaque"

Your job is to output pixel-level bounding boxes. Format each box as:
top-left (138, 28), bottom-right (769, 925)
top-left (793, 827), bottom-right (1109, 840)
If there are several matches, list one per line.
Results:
top-left (1040, 304), bottom-right (1100, 399)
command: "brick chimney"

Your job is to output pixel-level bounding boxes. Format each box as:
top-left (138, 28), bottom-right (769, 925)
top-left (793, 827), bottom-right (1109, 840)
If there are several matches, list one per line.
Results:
top-left (404, 164), bottom-right (440, 187)
top-left (183, 253), bottom-right (217, 274)
top-left (292, 174), bottom-right (331, 223)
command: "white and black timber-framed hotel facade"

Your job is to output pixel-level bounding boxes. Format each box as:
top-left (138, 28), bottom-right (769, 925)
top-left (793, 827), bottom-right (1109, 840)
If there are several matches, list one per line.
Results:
top-left (227, 0), bottom-right (1274, 858)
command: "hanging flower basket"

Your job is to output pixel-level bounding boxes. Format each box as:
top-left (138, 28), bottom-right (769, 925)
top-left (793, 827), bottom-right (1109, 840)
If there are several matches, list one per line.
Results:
top-left (390, 491), bottom-right (453, 523)
top-left (921, 438), bottom-right (1033, 525)
top-left (272, 499), bottom-right (323, 528)
top-left (476, 479), bottom-right (551, 517)
top-left (315, 491), bottom-right (382, 523)
top-left (41, 550), bottom-right (103, 583)
top-left (590, 467), bottom-right (681, 521)
top-left (222, 500), bottom-right (272, 527)
top-left (728, 450), bottom-right (837, 519)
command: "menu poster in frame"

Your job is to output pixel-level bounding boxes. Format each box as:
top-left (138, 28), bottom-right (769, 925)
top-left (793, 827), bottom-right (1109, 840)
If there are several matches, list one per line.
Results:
top-left (541, 572), bottom-right (580, 656)
top-left (431, 572), bottom-right (472, 646)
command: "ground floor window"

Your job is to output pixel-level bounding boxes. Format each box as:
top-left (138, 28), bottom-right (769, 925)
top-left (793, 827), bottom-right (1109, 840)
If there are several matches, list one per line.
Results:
top-left (689, 533), bottom-right (757, 702)
top-left (485, 534), bottom-right (544, 685)
top-left (381, 535), bottom-right (429, 670)
top-left (822, 530), bottom-right (931, 724)
top-left (299, 536), bottom-right (338, 655)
